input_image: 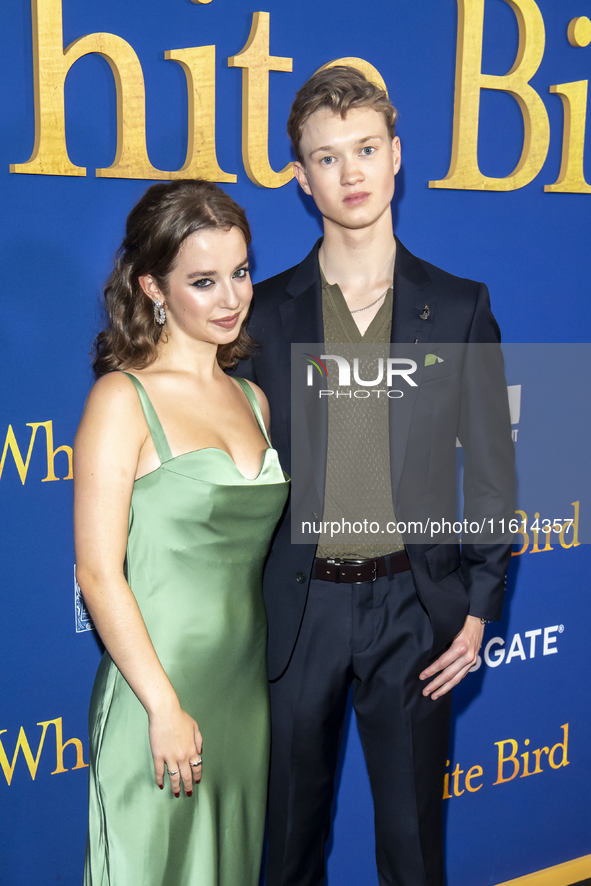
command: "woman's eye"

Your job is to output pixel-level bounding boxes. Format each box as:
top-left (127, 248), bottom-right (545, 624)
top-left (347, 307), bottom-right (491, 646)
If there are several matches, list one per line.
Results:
top-left (233, 267), bottom-right (249, 279)
top-left (193, 278), bottom-right (212, 288)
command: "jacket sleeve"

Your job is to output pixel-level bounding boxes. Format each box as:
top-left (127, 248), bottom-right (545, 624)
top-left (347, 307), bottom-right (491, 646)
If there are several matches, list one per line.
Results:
top-left (459, 283), bottom-right (515, 620)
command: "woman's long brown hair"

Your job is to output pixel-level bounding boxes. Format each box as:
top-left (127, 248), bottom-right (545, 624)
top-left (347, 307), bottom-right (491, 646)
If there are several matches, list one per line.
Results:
top-left (93, 179), bottom-right (256, 378)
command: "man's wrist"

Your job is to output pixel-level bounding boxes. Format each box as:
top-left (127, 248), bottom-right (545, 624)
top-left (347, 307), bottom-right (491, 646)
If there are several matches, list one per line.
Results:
top-left (466, 614), bottom-right (491, 625)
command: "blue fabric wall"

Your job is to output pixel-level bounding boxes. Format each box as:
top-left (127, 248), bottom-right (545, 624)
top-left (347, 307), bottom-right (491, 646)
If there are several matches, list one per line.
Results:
top-left (1, 1), bottom-right (589, 884)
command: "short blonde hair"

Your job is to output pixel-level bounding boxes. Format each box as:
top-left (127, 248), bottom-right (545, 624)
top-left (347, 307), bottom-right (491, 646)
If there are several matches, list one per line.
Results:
top-left (287, 66), bottom-right (398, 164)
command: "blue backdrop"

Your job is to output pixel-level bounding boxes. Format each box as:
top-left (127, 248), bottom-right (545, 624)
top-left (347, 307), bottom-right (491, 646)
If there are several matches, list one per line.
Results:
top-left (1, 1), bottom-right (590, 884)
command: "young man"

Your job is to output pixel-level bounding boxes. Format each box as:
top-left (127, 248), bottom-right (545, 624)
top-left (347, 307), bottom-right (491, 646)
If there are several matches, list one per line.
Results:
top-left (236, 66), bottom-right (514, 886)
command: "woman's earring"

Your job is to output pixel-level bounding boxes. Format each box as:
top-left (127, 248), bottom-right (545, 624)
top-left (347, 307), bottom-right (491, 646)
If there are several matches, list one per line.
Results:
top-left (154, 299), bottom-right (166, 325)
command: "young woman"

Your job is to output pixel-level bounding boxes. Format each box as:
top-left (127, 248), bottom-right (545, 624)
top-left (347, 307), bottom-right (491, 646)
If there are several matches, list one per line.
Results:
top-left (74, 180), bottom-right (288, 886)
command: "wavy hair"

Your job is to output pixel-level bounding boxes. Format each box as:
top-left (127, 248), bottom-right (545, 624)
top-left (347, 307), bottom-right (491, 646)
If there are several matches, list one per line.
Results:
top-left (287, 65), bottom-right (398, 165)
top-left (93, 180), bottom-right (255, 378)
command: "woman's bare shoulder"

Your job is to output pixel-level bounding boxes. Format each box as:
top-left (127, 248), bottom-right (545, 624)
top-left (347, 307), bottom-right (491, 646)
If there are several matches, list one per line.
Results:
top-left (77, 371), bottom-right (147, 442)
top-left (83, 371), bottom-right (142, 410)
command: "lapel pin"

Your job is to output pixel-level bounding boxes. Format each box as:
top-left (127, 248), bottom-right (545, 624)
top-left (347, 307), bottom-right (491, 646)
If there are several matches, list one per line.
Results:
top-left (419, 305), bottom-right (430, 320)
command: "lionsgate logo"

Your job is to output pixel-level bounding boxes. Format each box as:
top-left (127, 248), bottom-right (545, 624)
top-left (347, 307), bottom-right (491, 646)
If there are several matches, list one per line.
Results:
top-left (304, 353), bottom-right (418, 399)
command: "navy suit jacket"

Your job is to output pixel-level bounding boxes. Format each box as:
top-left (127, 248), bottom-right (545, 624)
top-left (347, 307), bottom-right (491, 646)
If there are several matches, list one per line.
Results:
top-left (235, 238), bottom-right (515, 680)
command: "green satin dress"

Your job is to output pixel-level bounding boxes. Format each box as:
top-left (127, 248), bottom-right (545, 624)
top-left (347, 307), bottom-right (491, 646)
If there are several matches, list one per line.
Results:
top-left (84, 374), bottom-right (289, 886)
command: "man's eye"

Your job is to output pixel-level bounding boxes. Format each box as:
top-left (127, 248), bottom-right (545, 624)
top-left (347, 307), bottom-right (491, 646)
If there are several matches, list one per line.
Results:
top-left (361, 146), bottom-right (375, 156)
top-left (320, 156), bottom-right (335, 165)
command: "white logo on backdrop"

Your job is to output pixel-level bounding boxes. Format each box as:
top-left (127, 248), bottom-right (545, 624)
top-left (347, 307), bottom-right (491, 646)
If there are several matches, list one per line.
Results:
top-left (457, 384), bottom-right (521, 446)
top-left (469, 623), bottom-right (563, 672)
top-left (507, 384), bottom-right (521, 442)
top-left (74, 565), bottom-right (95, 633)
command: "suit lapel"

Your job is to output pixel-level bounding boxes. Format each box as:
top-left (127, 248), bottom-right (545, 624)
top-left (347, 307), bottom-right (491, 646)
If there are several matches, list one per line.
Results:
top-left (280, 238), bottom-right (324, 340)
top-left (391, 237), bottom-right (435, 345)
top-left (280, 241), bottom-right (328, 506)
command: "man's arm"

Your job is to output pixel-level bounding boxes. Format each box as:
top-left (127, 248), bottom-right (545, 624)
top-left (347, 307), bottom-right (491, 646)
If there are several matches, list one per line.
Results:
top-left (420, 283), bottom-right (515, 698)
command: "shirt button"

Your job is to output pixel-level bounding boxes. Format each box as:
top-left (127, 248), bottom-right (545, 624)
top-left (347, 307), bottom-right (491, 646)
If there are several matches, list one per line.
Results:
top-left (295, 572), bottom-right (307, 584)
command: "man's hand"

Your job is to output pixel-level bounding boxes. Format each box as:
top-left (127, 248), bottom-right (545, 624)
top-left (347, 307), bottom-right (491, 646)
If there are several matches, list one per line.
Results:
top-left (419, 615), bottom-right (484, 700)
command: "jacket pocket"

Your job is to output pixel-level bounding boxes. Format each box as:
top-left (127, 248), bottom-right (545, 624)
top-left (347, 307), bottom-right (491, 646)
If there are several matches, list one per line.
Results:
top-left (425, 545), bottom-right (462, 582)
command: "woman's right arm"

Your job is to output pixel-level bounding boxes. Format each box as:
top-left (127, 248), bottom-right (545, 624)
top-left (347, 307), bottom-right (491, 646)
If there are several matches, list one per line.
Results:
top-left (73, 373), bottom-right (202, 796)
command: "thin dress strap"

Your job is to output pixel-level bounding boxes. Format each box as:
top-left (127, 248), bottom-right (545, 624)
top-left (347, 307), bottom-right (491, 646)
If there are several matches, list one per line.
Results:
top-left (122, 373), bottom-right (173, 464)
top-left (233, 378), bottom-right (271, 447)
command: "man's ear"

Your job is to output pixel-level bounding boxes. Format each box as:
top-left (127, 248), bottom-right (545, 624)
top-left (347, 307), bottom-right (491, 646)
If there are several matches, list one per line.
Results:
top-left (293, 161), bottom-right (312, 196)
top-left (138, 274), bottom-right (164, 304)
top-left (391, 136), bottom-right (402, 176)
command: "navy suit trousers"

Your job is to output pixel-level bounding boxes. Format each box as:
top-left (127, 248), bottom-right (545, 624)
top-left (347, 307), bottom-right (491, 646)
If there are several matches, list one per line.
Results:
top-left (266, 566), bottom-right (453, 886)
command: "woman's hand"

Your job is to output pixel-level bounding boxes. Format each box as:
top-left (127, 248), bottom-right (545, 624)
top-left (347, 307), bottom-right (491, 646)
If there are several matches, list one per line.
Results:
top-left (149, 703), bottom-right (203, 797)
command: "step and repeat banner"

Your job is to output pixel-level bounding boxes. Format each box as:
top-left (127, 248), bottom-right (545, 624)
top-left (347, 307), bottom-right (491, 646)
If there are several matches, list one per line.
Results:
top-left (1, 0), bottom-right (590, 884)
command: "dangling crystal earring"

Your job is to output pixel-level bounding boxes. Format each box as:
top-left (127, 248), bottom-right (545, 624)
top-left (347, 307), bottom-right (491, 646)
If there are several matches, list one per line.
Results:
top-left (153, 299), bottom-right (166, 325)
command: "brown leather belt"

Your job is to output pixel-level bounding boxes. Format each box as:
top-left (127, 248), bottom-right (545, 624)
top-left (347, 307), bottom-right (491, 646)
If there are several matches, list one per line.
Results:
top-left (313, 550), bottom-right (411, 584)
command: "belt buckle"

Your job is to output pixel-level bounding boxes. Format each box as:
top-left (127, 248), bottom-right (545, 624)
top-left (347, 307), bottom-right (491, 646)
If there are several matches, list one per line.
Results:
top-left (327, 558), bottom-right (343, 583)
top-left (344, 558), bottom-right (378, 583)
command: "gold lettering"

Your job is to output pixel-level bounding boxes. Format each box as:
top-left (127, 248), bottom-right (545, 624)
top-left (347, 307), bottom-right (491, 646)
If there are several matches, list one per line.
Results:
top-left (452, 762), bottom-right (465, 796)
top-left (530, 511), bottom-right (542, 552)
top-left (530, 511), bottom-right (553, 553)
top-left (465, 764), bottom-right (483, 792)
top-left (511, 509), bottom-right (529, 556)
top-left (532, 745), bottom-right (549, 773)
top-left (164, 46), bottom-right (236, 182)
top-left (41, 420), bottom-right (73, 481)
top-left (548, 724), bottom-right (569, 769)
top-left (568, 17), bottom-right (591, 48)
top-left (443, 759), bottom-right (452, 799)
top-left (50, 717), bottom-right (88, 774)
top-left (0, 422), bottom-right (46, 484)
top-left (318, 58), bottom-right (388, 93)
top-left (0, 720), bottom-right (54, 785)
top-left (228, 12), bottom-right (293, 188)
top-left (10, 0), bottom-right (164, 179)
top-left (520, 750), bottom-right (532, 775)
top-left (545, 82), bottom-right (591, 193)
top-left (430, 0), bottom-right (549, 191)
top-left (0, 421), bottom-right (73, 483)
top-left (519, 739), bottom-right (536, 777)
top-left (494, 738), bottom-right (519, 784)
top-left (560, 501), bottom-right (580, 549)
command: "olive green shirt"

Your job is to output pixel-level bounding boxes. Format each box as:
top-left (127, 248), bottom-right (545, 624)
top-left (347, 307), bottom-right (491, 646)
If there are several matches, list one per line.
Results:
top-left (316, 269), bottom-right (405, 559)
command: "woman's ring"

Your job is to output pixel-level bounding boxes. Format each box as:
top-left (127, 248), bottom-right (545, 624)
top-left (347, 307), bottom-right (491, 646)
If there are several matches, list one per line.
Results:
top-left (190, 758), bottom-right (202, 768)
top-left (168, 768), bottom-right (179, 776)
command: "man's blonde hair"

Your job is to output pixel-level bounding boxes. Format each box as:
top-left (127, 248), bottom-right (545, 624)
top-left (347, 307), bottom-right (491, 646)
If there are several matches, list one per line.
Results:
top-left (287, 65), bottom-right (398, 165)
